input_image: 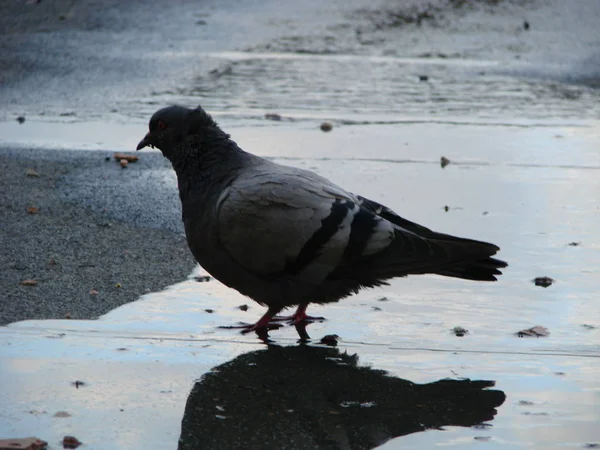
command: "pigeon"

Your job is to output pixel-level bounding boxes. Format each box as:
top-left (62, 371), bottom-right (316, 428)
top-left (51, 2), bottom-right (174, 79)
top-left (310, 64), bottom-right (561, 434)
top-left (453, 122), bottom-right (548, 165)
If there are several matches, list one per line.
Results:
top-left (137, 105), bottom-right (507, 335)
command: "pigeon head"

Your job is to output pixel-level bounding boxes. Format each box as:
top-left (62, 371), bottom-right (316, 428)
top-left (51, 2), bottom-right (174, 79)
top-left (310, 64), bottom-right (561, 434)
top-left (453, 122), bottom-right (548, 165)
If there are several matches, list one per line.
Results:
top-left (136, 105), bottom-right (219, 157)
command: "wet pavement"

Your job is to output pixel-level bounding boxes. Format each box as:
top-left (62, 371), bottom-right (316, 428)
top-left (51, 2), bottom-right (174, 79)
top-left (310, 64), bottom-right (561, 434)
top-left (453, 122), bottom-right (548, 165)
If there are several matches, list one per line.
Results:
top-left (2, 122), bottom-right (600, 449)
top-left (1, 0), bottom-right (600, 448)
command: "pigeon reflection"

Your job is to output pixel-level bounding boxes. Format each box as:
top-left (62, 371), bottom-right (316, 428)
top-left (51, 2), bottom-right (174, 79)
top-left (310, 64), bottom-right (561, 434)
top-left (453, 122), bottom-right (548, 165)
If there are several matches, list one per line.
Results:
top-left (179, 345), bottom-right (506, 450)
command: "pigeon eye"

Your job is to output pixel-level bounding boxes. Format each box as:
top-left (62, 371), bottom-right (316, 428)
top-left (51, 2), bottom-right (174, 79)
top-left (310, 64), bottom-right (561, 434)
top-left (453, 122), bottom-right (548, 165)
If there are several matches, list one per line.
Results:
top-left (158, 120), bottom-right (166, 130)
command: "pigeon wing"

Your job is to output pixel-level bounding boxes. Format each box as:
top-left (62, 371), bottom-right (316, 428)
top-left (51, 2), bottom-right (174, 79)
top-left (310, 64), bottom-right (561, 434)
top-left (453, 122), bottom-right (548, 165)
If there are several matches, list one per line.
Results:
top-left (215, 166), bottom-right (401, 284)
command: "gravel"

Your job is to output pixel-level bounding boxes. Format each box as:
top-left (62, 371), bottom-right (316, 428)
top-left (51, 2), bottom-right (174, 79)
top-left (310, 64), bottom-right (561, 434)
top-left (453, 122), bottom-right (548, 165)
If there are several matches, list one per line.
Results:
top-left (0, 147), bottom-right (196, 325)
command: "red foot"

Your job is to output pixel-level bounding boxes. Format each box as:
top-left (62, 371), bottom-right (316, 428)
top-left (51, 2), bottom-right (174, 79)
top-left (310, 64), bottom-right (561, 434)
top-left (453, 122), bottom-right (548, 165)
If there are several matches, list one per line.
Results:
top-left (273, 305), bottom-right (326, 325)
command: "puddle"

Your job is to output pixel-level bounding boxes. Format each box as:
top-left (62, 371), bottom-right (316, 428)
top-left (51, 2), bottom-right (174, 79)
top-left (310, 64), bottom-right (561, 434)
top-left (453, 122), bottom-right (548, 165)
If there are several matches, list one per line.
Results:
top-left (2, 123), bottom-right (600, 446)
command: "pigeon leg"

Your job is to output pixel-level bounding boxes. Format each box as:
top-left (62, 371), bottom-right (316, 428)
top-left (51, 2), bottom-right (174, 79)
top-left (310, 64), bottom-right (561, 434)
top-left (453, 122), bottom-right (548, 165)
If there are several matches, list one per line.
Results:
top-left (273, 304), bottom-right (326, 324)
top-left (292, 304), bottom-right (326, 324)
top-left (220, 306), bottom-right (283, 334)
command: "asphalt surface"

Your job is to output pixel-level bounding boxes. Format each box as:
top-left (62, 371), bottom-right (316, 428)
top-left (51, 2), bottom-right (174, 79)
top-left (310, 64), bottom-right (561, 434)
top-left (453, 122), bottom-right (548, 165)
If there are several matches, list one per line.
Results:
top-left (0, 147), bottom-right (195, 324)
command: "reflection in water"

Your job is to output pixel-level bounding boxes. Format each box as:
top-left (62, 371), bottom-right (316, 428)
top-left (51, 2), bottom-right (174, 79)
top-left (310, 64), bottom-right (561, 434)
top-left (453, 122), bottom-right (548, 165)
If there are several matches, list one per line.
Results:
top-left (178, 345), bottom-right (506, 450)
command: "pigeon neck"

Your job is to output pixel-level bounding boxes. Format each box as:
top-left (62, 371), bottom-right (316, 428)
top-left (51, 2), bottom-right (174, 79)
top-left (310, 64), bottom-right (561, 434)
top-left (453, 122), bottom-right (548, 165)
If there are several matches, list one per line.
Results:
top-left (169, 134), bottom-right (254, 205)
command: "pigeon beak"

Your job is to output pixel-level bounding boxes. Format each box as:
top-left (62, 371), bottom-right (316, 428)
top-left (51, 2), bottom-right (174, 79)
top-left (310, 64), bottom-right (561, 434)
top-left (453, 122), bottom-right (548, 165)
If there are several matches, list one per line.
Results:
top-left (136, 132), bottom-right (153, 151)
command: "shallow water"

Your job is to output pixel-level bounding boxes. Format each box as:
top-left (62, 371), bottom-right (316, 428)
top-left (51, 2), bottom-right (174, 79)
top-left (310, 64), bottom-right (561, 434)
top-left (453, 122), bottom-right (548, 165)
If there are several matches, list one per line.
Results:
top-left (2, 122), bottom-right (599, 448)
top-left (1, 0), bottom-right (600, 448)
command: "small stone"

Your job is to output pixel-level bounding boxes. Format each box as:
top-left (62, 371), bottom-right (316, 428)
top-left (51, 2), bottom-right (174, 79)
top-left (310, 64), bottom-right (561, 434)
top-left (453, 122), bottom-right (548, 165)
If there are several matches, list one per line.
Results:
top-left (89, 289), bottom-right (99, 295)
top-left (523, 20), bottom-right (530, 30)
top-left (320, 334), bottom-right (339, 346)
top-left (25, 168), bottom-right (40, 177)
top-left (120, 159), bottom-right (128, 168)
top-left (452, 326), bottom-right (469, 337)
top-left (205, 309), bottom-right (214, 313)
top-left (62, 436), bottom-right (82, 449)
top-left (372, 306), bottom-right (382, 311)
top-left (16, 116), bottom-right (26, 124)
top-left (115, 282), bottom-right (122, 288)
top-left (440, 156), bottom-right (450, 168)
top-left (320, 122), bottom-right (333, 132)
top-left (567, 242), bottom-right (581, 246)
top-left (238, 304), bottom-right (249, 311)
top-left (265, 113), bottom-right (282, 121)
top-left (533, 276), bottom-right (554, 288)
top-left (418, 75), bottom-right (429, 81)
top-left (443, 205), bottom-right (450, 212)
top-left (64, 313), bottom-right (71, 319)
top-left (194, 275), bottom-right (211, 282)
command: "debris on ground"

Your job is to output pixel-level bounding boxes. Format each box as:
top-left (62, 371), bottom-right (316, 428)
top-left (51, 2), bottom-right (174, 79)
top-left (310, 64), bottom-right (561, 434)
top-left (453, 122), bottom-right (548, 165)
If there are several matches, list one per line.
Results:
top-left (264, 113), bottom-right (282, 121)
top-left (205, 309), bottom-right (214, 314)
top-left (113, 153), bottom-right (139, 163)
top-left (19, 279), bottom-right (38, 286)
top-left (320, 122), bottom-right (333, 132)
top-left (0, 437), bottom-right (47, 450)
top-left (194, 275), bottom-right (211, 282)
top-left (377, 296), bottom-right (389, 302)
top-left (120, 159), bottom-right (128, 168)
top-left (89, 289), bottom-right (99, 295)
top-left (443, 205), bottom-right (450, 212)
top-left (238, 304), bottom-right (249, 311)
top-left (16, 116), bottom-right (26, 124)
top-left (515, 326), bottom-right (550, 337)
top-left (440, 156), bottom-right (450, 168)
top-left (53, 411), bottom-right (71, 418)
top-left (533, 276), bottom-right (554, 287)
top-left (418, 75), bottom-right (429, 81)
top-left (27, 206), bottom-right (39, 214)
top-left (71, 380), bottom-right (86, 389)
top-left (452, 326), bottom-right (469, 337)
top-left (582, 324), bottom-right (596, 330)
top-left (62, 436), bottom-right (82, 449)
top-left (320, 334), bottom-right (339, 346)
top-left (567, 241), bottom-right (581, 246)
top-left (25, 168), bottom-right (40, 177)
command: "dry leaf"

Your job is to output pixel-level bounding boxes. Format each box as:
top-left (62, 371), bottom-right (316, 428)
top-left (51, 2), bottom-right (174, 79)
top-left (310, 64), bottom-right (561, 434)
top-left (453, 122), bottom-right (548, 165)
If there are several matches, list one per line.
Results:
top-left (113, 153), bottom-right (139, 163)
top-left (0, 437), bottom-right (48, 450)
top-left (27, 206), bottom-right (39, 214)
top-left (25, 168), bottom-right (39, 177)
top-left (20, 279), bottom-right (38, 286)
top-left (62, 436), bottom-right (82, 449)
top-left (516, 326), bottom-right (550, 337)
